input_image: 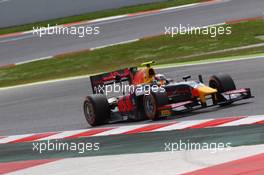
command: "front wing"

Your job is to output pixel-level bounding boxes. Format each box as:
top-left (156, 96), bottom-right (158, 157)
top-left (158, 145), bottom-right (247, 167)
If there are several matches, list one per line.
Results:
top-left (157, 88), bottom-right (253, 117)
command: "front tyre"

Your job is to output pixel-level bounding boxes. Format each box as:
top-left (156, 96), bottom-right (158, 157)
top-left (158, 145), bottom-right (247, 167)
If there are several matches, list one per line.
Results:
top-left (209, 74), bottom-right (236, 93)
top-left (209, 74), bottom-right (236, 105)
top-left (83, 94), bottom-right (110, 126)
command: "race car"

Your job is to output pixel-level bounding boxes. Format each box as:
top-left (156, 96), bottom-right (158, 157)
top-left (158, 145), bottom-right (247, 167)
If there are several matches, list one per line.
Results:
top-left (83, 61), bottom-right (253, 126)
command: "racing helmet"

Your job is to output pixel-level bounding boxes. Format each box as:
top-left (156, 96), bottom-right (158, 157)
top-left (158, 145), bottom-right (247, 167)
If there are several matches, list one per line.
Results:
top-left (155, 74), bottom-right (167, 85)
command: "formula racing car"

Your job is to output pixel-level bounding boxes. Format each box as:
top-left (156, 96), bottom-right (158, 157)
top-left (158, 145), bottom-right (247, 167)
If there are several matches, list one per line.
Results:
top-left (83, 61), bottom-right (253, 126)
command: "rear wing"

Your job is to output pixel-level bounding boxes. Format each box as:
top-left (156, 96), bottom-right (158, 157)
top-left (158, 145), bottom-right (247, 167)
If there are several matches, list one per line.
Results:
top-left (90, 67), bottom-right (137, 94)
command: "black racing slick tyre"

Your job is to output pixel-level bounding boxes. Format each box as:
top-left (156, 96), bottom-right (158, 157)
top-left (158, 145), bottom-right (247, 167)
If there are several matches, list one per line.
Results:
top-left (209, 74), bottom-right (236, 93)
top-left (83, 94), bottom-right (110, 126)
top-left (143, 91), bottom-right (168, 120)
top-left (209, 74), bottom-right (236, 106)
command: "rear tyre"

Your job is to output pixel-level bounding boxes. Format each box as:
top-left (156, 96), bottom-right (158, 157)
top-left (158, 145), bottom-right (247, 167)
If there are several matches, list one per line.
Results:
top-left (83, 94), bottom-right (110, 126)
top-left (143, 91), bottom-right (168, 120)
top-left (209, 74), bottom-right (236, 105)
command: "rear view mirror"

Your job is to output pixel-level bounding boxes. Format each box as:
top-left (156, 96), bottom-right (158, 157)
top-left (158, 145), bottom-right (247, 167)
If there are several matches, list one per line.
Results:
top-left (182, 75), bottom-right (191, 81)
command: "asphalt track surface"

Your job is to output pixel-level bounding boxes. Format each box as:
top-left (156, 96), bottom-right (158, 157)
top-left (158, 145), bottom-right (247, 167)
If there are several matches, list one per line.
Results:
top-left (0, 0), bottom-right (165, 28)
top-left (0, 57), bottom-right (263, 136)
top-left (1, 0), bottom-right (264, 65)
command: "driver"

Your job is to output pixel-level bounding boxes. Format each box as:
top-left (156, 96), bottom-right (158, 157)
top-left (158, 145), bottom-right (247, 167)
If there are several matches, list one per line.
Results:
top-left (154, 74), bottom-right (167, 85)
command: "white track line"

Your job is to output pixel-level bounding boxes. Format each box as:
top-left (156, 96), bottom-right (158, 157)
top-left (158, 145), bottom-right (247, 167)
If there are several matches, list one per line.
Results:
top-left (155, 119), bottom-right (213, 131)
top-left (90, 15), bottom-right (128, 23)
top-left (160, 3), bottom-right (201, 11)
top-left (15, 56), bottom-right (53, 65)
top-left (0, 134), bottom-right (33, 144)
top-left (156, 54), bottom-right (264, 70)
top-left (90, 39), bottom-right (139, 50)
top-left (219, 115), bottom-right (264, 127)
top-left (37, 129), bottom-right (87, 141)
top-left (95, 124), bottom-right (148, 136)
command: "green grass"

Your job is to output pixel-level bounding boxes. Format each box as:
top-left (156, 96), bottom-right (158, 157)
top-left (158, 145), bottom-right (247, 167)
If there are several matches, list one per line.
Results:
top-left (1, 20), bottom-right (264, 87)
top-left (0, 0), bottom-right (202, 35)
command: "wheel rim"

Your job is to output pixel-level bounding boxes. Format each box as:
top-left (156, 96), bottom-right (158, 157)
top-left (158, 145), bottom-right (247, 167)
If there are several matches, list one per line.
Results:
top-left (144, 95), bottom-right (156, 119)
top-left (84, 100), bottom-right (95, 124)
